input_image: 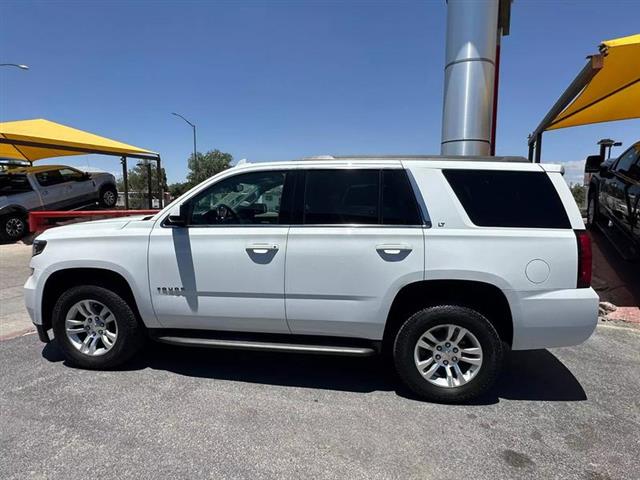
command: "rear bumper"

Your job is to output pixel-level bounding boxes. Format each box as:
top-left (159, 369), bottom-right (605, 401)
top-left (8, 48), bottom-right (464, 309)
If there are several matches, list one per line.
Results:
top-left (511, 287), bottom-right (599, 350)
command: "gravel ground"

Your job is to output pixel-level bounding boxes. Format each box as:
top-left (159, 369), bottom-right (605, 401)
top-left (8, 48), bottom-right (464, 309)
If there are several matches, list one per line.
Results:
top-left (1, 324), bottom-right (638, 480)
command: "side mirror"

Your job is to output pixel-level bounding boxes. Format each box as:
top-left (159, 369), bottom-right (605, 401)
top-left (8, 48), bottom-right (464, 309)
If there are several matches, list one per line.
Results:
top-left (584, 155), bottom-right (603, 173)
top-left (167, 203), bottom-right (189, 227)
top-left (599, 163), bottom-right (613, 178)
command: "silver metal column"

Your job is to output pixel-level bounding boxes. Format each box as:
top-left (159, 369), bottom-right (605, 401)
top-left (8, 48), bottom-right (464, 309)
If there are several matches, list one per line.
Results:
top-left (441, 0), bottom-right (499, 156)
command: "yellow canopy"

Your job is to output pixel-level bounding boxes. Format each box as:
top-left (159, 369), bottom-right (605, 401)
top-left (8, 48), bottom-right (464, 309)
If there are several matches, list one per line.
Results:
top-left (0, 118), bottom-right (157, 161)
top-left (547, 34), bottom-right (640, 130)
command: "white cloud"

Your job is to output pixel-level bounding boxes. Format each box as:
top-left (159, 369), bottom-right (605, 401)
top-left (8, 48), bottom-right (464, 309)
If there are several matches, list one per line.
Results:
top-left (556, 160), bottom-right (586, 186)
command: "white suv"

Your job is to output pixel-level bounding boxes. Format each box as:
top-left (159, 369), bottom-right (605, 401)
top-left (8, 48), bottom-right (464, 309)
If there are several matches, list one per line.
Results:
top-left (24, 156), bottom-right (599, 402)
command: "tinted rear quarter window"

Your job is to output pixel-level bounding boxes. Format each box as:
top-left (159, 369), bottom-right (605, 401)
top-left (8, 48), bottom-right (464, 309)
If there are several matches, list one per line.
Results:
top-left (443, 169), bottom-right (570, 228)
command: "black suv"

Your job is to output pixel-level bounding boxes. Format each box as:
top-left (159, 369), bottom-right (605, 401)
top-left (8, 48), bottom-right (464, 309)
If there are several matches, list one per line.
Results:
top-left (586, 142), bottom-right (640, 257)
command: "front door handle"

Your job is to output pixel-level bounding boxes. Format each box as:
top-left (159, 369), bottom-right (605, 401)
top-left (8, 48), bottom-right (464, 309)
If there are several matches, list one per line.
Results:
top-left (247, 243), bottom-right (279, 254)
top-left (376, 244), bottom-right (412, 255)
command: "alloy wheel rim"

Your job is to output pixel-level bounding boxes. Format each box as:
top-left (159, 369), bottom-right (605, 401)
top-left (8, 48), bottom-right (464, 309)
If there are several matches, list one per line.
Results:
top-left (413, 324), bottom-right (483, 388)
top-left (65, 299), bottom-right (118, 356)
top-left (104, 191), bottom-right (116, 206)
top-left (6, 218), bottom-right (24, 237)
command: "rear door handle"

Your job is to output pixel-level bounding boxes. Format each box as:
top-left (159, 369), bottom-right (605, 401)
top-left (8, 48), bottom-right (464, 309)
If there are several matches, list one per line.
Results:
top-left (247, 243), bottom-right (279, 254)
top-left (376, 244), bottom-right (412, 255)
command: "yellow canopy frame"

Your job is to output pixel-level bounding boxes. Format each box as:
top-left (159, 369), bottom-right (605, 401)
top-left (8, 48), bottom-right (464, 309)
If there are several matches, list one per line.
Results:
top-left (0, 119), bottom-right (162, 208)
top-left (528, 34), bottom-right (640, 162)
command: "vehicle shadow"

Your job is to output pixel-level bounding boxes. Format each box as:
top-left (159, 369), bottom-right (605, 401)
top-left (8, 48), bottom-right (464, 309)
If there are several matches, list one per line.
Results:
top-left (42, 341), bottom-right (586, 405)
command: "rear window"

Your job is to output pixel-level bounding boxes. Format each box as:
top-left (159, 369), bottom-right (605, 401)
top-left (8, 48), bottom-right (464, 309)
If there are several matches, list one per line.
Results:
top-left (443, 169), bottom-right (570, 229)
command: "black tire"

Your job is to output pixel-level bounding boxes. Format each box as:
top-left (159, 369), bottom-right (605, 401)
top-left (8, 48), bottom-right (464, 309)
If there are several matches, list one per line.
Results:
top-left (52, 285), bottom-right (145, 369)
top-left (0, 214), bottom-right (28, 242)
top-left (393, 305), bottom-right (503, 403)
top-left (586, 190), bottom-right (599, 229)
top-left (99, 185), bottom-right (118, 208)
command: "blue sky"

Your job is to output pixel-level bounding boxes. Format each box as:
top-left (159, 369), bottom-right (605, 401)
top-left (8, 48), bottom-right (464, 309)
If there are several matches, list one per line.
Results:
top-left (1, 0), bottom-right (638, 185)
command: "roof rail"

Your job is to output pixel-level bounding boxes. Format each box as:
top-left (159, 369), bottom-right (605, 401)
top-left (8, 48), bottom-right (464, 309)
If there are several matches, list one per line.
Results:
top-left (301, 154), bottom-right (529, 163)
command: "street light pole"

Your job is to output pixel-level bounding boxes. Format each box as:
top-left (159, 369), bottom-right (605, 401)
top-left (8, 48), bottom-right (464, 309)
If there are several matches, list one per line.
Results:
top-left (0, 64), bottom-right (29, 70)
top-left (171, 112), bottom-right (197, 179)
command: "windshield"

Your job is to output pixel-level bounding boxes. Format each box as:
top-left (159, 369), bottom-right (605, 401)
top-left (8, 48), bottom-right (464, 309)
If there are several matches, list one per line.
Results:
top-left (0, 174), bottom-right (33, 195)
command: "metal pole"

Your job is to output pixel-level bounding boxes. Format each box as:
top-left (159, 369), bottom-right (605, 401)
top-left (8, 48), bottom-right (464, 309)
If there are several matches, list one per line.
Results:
top-left (193, 124), bottom-right (198, 181)
top-left (156, 155), bottom-right (163, 208)
top-left (441, 0), bottom-right (499, 156)
top-left (121, 156), bottom-right (129, 209)
top-left (171, 112), bottom-right (197, 181)
top-left (534, 133), bottom-right (542, 163)
top-left (528, 138), bottom-right (534, 162)
top-left (146, 162), bottom-right (153, 209)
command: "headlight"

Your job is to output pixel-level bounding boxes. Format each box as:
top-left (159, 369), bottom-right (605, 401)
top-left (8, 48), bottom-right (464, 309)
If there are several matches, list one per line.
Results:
top-left (32, 239), bottom-right (47, 256)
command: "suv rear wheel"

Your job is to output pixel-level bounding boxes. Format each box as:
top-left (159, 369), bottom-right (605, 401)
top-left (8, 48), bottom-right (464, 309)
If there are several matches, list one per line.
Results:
top-left (52, 285), bottom-right (145, 369)
top-left (99, 186), bottom-right (118, 208)
top-left (393, 305), bottom-right (503, 403)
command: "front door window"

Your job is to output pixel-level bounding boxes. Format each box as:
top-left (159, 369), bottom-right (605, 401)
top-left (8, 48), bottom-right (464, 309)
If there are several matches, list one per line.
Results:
top-left (189, 171), bottom-right (286, 225)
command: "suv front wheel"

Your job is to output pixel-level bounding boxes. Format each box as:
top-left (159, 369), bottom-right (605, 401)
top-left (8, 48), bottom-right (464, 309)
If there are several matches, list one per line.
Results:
top-left (393, 305), bottom-right (503, 403)
top-left (52, 285), bottom-right (145, 369)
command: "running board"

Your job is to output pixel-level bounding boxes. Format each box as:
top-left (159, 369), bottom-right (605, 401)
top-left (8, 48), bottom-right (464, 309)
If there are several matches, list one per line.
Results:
top-left (154, 335), bottom-right (377, 357)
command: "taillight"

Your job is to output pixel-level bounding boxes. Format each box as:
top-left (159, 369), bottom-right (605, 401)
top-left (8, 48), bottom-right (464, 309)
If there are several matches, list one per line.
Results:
top-left (575, 230), bottom-right (592, 288)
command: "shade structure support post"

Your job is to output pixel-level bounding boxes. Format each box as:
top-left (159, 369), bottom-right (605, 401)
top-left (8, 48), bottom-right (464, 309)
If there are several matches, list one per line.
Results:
top-left (121, 156), bottom-right (129, 210)
top-left (527, 137), bottom-right (535, 162)
top-left (156, 156), bottom-right (163, 208)
top-left (146, 162), bottom-right (153, 209)
top-left (534, 132), bottom-right (542, 163)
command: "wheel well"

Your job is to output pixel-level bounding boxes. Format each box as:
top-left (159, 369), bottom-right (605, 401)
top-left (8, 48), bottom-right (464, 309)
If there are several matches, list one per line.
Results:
top-left (383, 280), bottom-right (513, 350)
top-left (100, 183), bottom-right (117, 192)
top-left (0, 205), bottom-right (28, 219)
top-left (41, 268), bottom-right (141, 333)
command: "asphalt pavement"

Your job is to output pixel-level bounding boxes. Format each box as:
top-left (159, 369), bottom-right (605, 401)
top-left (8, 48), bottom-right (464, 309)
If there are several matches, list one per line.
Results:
top-left (1, 324), bottom-right (639, 480)
top-left (0, 243), bottom-right (33, 339)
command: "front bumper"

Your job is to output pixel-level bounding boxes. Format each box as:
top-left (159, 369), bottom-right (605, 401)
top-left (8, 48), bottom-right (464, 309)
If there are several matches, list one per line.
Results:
top-left (511, 287), bottom-right (600, 350)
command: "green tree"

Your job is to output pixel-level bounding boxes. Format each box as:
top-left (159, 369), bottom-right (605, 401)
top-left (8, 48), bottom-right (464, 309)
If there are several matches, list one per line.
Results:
top-left (186, 149), bottom-right (233, 186)
top-left (168, 181), bottom-right (191, 198)
top-left (117, 162), bottom-right (167, 194)
top-left (570, 184), bottom-right (586, 206)
top-left (117, 162), bottom-right (168, 208)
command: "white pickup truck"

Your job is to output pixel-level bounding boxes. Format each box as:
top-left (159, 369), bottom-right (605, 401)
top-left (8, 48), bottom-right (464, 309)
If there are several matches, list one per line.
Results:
top-left (25, 155), bottom-right (599, 403)
top-left (0, 165), bottom-right (118, 241)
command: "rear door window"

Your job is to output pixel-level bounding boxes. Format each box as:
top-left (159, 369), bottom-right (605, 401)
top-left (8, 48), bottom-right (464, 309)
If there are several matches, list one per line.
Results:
top-left (382, 170), bottom-right (422, 225)
top-left (443, 169), bottom-right (571, 229)
top-left (303, 170), bottom-right (379, 225)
